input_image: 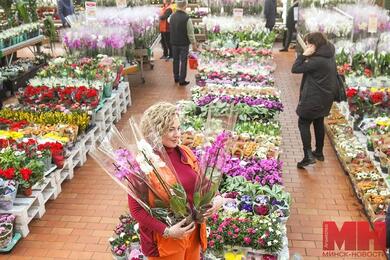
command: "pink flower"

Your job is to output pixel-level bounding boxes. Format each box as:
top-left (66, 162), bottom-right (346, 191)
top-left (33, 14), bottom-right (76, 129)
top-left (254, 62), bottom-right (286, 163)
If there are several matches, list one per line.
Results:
top-left (234, 228), bottom-right (240, 233)
top-left (209, 240), bottom-right (215, 247)
top-left (244, 237), bottom-right (251, 244)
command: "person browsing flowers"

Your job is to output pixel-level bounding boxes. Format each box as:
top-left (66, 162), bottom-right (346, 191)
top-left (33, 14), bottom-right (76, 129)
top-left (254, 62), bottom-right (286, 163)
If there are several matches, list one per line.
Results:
top-left (128, 102), bottom-right (224, 260)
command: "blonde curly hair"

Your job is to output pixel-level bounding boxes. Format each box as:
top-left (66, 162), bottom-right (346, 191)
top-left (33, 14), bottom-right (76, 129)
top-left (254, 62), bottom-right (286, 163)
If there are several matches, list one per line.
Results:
top-left (140, 102), bottom-right (178, 142)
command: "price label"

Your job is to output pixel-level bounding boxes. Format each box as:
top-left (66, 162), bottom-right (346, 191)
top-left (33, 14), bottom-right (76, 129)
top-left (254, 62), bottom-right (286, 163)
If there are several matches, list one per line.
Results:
top-left (368, 14), bottom-right (378, 33)
top-left (85, 1), bottom-right (97, 20)
top-left (116, 0), bottom-right (126, 8)
top-left (233, 8), bottom-right (243, 20)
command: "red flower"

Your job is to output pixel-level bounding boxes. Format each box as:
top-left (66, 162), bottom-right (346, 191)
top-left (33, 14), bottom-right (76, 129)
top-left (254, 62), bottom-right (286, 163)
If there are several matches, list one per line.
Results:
top-left (20, 168), bottom-right (33, 181)
top-left (364, 68), bottom-right (372, 77)
top-left (346, 88), bottom-right (358, 98)
top-left (1, 168), bottom-right (15, 180)
top-left (370, 91), bottom-right (384, 104)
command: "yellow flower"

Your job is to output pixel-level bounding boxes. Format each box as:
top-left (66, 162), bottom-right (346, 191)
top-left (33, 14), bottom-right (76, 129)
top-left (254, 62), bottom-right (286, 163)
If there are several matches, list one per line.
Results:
top-left (370, 87), bottom-right (378, 92)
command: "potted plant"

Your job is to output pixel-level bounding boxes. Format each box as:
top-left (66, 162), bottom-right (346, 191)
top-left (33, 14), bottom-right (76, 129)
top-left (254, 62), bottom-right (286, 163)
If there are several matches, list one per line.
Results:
top-left (0, 180), bottom-right (17, 210)
top-left (0, 214), bottom-right (15, 249)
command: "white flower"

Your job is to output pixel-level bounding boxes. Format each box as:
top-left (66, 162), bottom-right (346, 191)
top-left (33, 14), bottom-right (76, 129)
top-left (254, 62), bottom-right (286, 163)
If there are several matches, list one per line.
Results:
top-left (139, 162), bottom-right (153, 174)
top-left (134, 223), bottom-right (139, 233)
top-left (269, 227), bottom-right (274, 232)
top-left (120, 232), bottom-right (125, 238)
top-left (267, 241), bottom-right (272, 246)
top-left (276, 230), bottom-right (281, 235)
top-left (108, 237), bottom-right (115, 242)
top-left (137, 139), bottom-right (154, 155)
top-left (273, 239), bottom-right (278, 243)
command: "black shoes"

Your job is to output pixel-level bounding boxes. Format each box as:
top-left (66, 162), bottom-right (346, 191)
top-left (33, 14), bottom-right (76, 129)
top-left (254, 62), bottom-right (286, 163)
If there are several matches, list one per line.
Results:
top-left (179, 81), bottom-right (190, 86)
top-left (312, 151), bottom-right (325, 161)
top-left (174, 79), bottom-right (179, 83)
top-left (279, 48), bottom-right (288, 52)
top-left (297, 149), bottom-right (316, 169)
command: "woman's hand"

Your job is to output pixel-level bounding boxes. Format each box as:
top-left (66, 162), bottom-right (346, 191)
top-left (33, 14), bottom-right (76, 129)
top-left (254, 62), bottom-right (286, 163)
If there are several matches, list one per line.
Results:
top-left (165, 218), bottom-right (195, 239)
top-left (203, 196), bottom-right (224, 218)
top-left (303, 44), bottom-right (316, 56)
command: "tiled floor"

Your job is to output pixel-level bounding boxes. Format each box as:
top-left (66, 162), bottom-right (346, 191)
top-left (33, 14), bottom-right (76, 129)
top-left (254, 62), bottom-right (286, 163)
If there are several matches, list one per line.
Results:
top-left (0, 47), bottom-right (380, 260)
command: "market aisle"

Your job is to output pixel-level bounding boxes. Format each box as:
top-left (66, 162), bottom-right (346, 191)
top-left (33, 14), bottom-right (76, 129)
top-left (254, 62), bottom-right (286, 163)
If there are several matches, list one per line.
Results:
top-left (274, 50), bottom-right (379, 260)
top-left (2, 50), bottom-right (377, 260)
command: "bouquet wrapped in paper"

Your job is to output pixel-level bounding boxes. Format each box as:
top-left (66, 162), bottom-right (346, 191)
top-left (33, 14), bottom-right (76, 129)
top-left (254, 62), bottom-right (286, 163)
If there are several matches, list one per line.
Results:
top-left (90, 120), bottom-right (191, 226)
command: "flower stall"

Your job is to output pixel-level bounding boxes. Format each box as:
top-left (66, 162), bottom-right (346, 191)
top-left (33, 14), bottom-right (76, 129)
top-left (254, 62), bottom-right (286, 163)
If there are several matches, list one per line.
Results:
top-left (0, 51), bottom-right (131, 240)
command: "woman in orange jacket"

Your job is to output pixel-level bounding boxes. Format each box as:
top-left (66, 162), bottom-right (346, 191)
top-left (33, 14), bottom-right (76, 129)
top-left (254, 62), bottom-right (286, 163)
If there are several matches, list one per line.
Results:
top-left (159, 0), bottom-right (174, 60)
top-left (128, 102), bottom-right (225, 259)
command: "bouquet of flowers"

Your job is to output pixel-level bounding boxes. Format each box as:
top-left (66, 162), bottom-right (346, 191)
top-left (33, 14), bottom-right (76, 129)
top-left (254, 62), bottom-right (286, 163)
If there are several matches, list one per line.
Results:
top-left (91, 122), bottom-right (191, 226)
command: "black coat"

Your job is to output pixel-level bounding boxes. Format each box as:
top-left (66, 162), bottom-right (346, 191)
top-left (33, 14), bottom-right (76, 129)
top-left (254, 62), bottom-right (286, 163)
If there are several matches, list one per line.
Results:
top-left (286, 2), bottom-right (298, 30)
top-left (264, 0), bottom-right (277, 29)
top-left (292, 43), bottom-right (338, 120)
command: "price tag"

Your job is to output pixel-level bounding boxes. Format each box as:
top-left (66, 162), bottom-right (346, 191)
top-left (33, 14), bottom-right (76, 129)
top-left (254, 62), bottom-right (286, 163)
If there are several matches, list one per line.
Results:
top-left (116, 0), bottom-right (126, 8)
top-left (85, 1), bottom-right (97, 21)
top-left (368, 14), bottom-right (378, 33)
top-left (233, 8), bottom-right (243, 20)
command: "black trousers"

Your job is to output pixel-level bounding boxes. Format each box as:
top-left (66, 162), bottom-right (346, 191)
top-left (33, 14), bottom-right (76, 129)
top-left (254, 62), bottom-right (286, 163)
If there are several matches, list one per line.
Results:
top-left (282, 28), bottom-right (294, 49)
top-left (172, 45), bottom-right (189, 83)
top-left (160, 32), bottom-right (172, 57)
top-left (298, 117), bottom-right (325, 151)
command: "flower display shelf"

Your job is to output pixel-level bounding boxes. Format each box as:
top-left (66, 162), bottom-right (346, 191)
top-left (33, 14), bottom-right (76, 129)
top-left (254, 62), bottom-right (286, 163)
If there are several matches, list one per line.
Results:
top-left (0, 232), bottom-right (21, 253)
top-left (325, 105), bottom-right (390, 224)
top-left (0, 35), bottom-right (45, 66)
top-left (0, 81), bottom-right (131, 238)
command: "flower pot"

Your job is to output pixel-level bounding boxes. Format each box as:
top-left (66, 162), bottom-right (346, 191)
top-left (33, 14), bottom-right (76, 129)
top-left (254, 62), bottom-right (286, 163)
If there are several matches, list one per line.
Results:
top-left (0, 185), bottom-right (18, 210)
top-left (52, 154), bottom-right (65, 169)
top-left (22, 187), bottom-right (32, 197)
top-left (104, 83), bottom-right (112, 98)
top-left (0, 223), bottom-right (13, 248)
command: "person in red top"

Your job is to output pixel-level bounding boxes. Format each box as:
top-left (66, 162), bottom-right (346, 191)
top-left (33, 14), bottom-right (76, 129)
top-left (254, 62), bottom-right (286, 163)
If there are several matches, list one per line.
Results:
top-left (128, 102), bottom-right (225, 259)
top-left (159, 0), bottom-right (173, 60)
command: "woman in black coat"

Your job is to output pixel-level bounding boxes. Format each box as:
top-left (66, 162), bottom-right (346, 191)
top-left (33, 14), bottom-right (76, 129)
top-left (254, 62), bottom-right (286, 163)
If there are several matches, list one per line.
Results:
top-left (291, 32), bottom-right (338, 169)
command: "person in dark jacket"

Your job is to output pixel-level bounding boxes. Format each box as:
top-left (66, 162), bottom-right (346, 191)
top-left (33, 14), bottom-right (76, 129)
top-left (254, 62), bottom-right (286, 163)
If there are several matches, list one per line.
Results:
top-left (291, 32), bottom-right (338, 169)
top-left (159, 0), bottom-right (173, 60)
top-left (264, 0), bottom-right (277, 31)
top-left (169, 0), bottom-right (197, 86)
top-left (280, 1), bottom-right (298, 52)
top-left (57, 0), bottom-right (74, 27)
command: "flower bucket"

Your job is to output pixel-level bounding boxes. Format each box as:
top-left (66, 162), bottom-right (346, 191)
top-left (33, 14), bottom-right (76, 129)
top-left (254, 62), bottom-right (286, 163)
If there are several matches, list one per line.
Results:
top-left (104, 83), bottom-right (112, 98)
top-left (0, 223), bottom-right (13, 248)
top-left (188, 55), bottom-right (198, 70)
top-left (0, 184), bottom-right (18, 210)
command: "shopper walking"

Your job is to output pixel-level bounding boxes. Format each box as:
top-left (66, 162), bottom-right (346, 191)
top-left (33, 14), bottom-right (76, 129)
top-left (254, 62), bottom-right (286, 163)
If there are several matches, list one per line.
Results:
top-left (159, 0), bottom-right (174, 60)
top-left (291, 32), bottom-right (338, 169)
top-left (169, 0), bottom-right (197, 86)
top-left (264, 0), bottom-right (277, 31)
top-left (128, 102), bottom-right (224, 259)
top-left (280, 0), bottom-right (298, 52)
top-left (57, 0), bottom-right (74, 27)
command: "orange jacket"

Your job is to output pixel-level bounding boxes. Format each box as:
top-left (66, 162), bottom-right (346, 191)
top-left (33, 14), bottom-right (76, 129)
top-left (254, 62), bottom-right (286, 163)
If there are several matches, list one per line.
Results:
top-left (159, 4), bottom-right (173, 32)
top-left (148, 145), bottom-right (207, 257)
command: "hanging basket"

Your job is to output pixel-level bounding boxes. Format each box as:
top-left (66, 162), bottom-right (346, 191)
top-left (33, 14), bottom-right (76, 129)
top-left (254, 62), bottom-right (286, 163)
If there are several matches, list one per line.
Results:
top-left (0, 223), bottom-right (13, 248)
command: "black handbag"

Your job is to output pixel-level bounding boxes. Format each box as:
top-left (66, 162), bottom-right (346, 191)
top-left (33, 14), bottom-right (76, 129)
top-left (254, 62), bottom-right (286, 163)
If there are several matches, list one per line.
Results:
top-left (334, 73), bottom-right (347, 103)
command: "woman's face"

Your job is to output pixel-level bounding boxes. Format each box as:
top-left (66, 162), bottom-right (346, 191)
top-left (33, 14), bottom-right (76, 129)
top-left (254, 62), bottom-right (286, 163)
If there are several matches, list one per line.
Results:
top-left (162, 116), bottom-right (181, 148)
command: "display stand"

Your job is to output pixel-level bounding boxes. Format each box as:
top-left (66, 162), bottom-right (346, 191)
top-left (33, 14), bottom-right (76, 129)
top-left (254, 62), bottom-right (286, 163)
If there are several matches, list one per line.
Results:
top-left (0, 35), bottom-right (45, 66)
top-left (0, 82), bottom-right (131, 237)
